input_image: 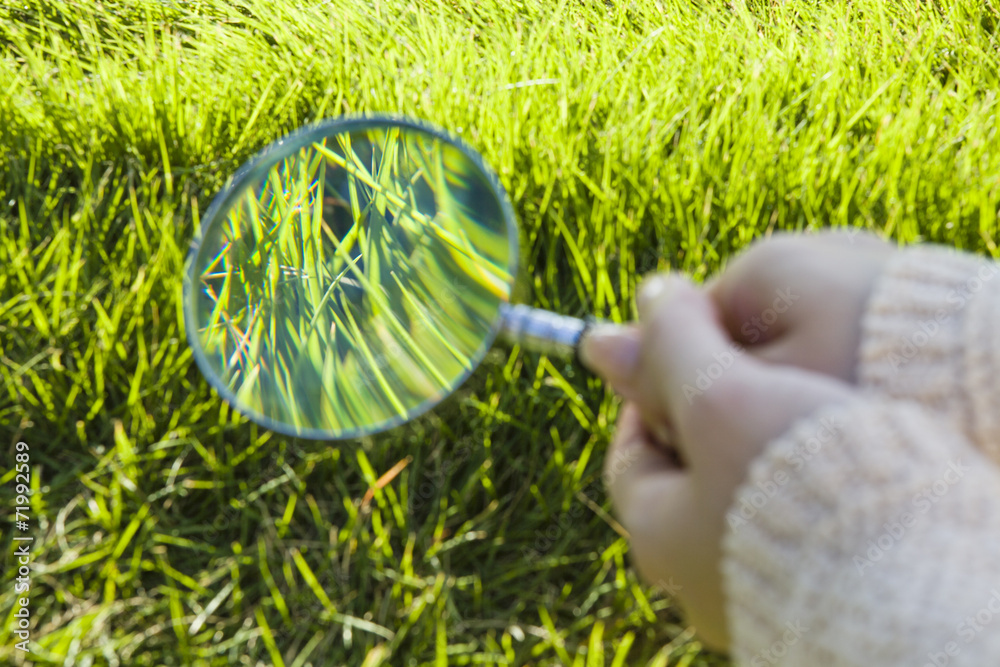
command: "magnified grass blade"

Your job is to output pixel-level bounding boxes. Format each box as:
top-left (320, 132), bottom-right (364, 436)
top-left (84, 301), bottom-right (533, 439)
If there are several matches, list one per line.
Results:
top-left (189, 121), bottom-right (516, 438)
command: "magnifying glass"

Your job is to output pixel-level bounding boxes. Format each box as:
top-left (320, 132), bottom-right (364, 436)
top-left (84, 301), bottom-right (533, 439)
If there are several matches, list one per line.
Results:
top-left (184, 113), bottom-right (599, 440)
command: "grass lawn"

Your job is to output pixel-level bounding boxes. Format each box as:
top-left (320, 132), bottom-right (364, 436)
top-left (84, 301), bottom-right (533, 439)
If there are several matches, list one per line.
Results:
top-left (1, 0), bottom-right (998, 664)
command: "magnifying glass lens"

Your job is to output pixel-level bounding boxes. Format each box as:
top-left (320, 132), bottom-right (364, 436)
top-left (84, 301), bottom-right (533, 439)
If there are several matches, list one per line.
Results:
top-left (187, 122), bottom-right (517, 439)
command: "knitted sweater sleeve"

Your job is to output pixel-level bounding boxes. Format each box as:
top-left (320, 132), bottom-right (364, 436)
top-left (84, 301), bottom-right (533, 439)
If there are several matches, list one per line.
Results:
top-left (721, 245), bottom-right (1000, 665)
top-left (722, 398), bottom-right (1000, 666)
top-left (857, 244), bottom-right (1000, 459)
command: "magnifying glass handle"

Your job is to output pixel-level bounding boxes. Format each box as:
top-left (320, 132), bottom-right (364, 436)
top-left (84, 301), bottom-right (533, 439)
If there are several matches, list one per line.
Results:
top-left (497, 303), bottom-right (603, 364)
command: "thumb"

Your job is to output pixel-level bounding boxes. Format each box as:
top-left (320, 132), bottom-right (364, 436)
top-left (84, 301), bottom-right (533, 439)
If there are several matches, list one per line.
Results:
top-left (578, 323), bottom-right (641, 396)
top-left (635, 273), bottom-right (746, 431)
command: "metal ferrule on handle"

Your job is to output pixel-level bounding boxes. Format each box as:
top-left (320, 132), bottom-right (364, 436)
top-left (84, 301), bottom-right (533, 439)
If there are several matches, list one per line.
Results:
top-left (496, 303), bottom-right (593, 360)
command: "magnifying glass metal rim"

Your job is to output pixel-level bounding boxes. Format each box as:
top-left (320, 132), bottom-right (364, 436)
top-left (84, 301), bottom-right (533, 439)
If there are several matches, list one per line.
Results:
top-left (182, 112), bottom-right (521, 441)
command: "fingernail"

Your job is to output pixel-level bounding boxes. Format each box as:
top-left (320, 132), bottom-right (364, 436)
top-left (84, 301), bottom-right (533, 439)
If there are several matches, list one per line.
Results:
top-left (579, 324), bottom-right (639, 384)
top-left (637, 274), bottom-right (672, 316)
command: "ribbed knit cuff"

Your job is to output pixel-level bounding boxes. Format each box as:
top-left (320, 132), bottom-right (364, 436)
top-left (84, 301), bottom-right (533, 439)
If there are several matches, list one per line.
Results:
top-left (722, 397), bottom-right (1000, 666)
top-left (965, 266), bottom-right (1000, 458)
top-left (857, 245), bottom-right (1000, 454)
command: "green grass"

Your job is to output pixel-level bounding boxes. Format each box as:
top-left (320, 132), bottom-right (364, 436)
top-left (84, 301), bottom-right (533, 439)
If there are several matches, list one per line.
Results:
top-left (0, 0), bottom-right (998, 664)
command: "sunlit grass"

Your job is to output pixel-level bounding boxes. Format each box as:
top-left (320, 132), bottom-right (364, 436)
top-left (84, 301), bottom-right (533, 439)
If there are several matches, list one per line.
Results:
top-left (0, 0), bottom-right (998, 664)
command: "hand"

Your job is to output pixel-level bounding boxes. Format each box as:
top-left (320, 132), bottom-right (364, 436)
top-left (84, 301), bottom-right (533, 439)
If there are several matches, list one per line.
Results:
top-left (581, 274), bottom-right (856, 651)
top-left (583, 230), bottom-right (894, 437)
top-left (706, 229), bottom-right (896, 383)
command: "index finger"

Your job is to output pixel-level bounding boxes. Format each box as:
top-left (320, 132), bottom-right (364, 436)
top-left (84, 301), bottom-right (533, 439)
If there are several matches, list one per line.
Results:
top-left (603, 402), bottom-right (683, 513)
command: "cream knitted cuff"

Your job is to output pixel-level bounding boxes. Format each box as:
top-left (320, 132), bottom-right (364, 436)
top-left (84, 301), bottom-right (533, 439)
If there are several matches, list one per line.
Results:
top-left (965, 260), bottom-right (1000, 458)
top-left (722, 397), bottom-right (1000, 666)
top-left (857, 245), bottom-right (1000, 456)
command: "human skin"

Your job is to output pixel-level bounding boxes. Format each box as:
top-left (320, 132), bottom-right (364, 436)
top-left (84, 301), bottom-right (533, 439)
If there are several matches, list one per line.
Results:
top-left (705, 230), bottom-right (896, 383)
top-left (578, 231), bottom-right (895, 650)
